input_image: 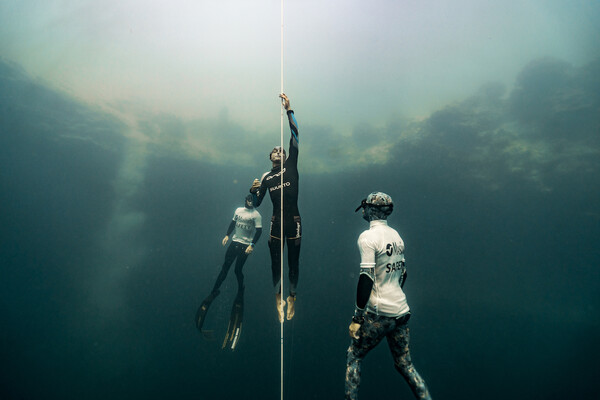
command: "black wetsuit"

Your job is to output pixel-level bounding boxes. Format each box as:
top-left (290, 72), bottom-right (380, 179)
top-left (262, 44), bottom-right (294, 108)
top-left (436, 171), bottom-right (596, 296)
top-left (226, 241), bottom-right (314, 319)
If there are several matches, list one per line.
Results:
top-left (252, 109), bottom-right (301, 295)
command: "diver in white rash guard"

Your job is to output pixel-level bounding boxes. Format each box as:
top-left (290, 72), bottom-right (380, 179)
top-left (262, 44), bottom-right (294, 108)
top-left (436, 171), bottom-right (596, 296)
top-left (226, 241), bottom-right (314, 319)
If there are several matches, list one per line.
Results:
top-left (345, 192), bottom-right (432, 400)
top-left (195, 194), bottom-right (262, 350)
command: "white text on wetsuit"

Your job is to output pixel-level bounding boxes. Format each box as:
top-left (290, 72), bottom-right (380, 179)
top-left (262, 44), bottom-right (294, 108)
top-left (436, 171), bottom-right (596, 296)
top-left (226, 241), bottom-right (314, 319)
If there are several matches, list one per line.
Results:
top-left (269, 182), bottom-right (291, 192)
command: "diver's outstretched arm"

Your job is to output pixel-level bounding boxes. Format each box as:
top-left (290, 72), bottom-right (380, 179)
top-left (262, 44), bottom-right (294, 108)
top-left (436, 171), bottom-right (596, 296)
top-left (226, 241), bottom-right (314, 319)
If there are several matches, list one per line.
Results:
top-left (280, 93), bottom-right (299, 164)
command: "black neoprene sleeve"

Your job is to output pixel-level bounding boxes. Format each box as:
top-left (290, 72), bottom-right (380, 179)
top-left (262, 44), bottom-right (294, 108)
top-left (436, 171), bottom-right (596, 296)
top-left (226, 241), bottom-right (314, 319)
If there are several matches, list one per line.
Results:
top-left (226, 220), bottom-right (235, 236)
top-left (355, 274), bottom-right (374, 310)
top-left (252, 228), bottom-right (262, 244)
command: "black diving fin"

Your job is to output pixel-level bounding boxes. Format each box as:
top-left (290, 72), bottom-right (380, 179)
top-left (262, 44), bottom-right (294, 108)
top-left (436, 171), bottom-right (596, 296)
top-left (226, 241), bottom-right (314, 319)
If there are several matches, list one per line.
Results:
top-left (222, 288), bottom-right (244, 351)
top-left (195, 290), bottom-right (220, 334)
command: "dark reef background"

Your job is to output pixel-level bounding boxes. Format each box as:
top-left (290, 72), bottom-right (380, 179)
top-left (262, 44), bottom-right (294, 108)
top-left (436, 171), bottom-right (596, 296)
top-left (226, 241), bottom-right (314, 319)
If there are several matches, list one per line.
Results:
top-left (1, 57), bottom-right (599, 399)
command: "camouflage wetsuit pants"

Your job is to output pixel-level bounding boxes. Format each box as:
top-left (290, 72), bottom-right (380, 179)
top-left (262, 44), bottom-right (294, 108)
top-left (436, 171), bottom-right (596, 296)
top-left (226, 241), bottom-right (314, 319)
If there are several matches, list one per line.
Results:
top-left (345, 313), bottom-right (432, 400)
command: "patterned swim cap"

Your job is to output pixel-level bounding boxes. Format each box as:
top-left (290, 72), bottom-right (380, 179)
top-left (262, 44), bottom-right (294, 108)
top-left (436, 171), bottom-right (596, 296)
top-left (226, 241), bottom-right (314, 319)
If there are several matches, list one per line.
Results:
top-left (366, 192), bottom-right (393, 207)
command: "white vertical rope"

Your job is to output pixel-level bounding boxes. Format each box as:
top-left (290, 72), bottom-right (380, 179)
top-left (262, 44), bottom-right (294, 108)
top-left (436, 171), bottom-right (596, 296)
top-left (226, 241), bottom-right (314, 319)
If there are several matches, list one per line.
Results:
top-left (279, 1), bottom-right (285, 400)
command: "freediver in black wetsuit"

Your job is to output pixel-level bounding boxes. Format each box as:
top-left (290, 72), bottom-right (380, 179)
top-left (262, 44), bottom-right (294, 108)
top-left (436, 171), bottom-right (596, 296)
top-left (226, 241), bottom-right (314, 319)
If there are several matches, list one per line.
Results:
top-left (250, 93), bottom-right (301, 323)
top-left (195, 194), bottom-right (262, 350)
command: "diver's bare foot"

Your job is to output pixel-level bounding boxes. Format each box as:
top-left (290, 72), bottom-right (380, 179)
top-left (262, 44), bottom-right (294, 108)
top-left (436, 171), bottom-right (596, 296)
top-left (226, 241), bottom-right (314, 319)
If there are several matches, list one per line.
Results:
top-left (286, 295), bottom-right (296, 320)
top-left (276, 293), bottom-right (286, 323)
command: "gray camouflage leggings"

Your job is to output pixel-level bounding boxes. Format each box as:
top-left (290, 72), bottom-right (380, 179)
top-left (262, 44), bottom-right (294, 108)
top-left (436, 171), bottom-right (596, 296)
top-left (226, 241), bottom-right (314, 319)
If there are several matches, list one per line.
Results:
top-left (345, 313), bottom-right (432, 400)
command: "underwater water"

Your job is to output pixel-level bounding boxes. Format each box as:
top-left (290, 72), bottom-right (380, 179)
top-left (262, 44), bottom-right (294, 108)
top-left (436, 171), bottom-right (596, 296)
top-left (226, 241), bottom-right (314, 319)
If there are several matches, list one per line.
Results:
top-left (1, 55), bottom-right (599, 400)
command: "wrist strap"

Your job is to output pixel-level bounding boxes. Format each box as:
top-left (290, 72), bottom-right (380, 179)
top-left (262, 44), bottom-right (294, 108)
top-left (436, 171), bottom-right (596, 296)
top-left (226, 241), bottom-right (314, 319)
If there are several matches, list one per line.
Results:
top-left (352, 308), bottom-right (365, 324)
